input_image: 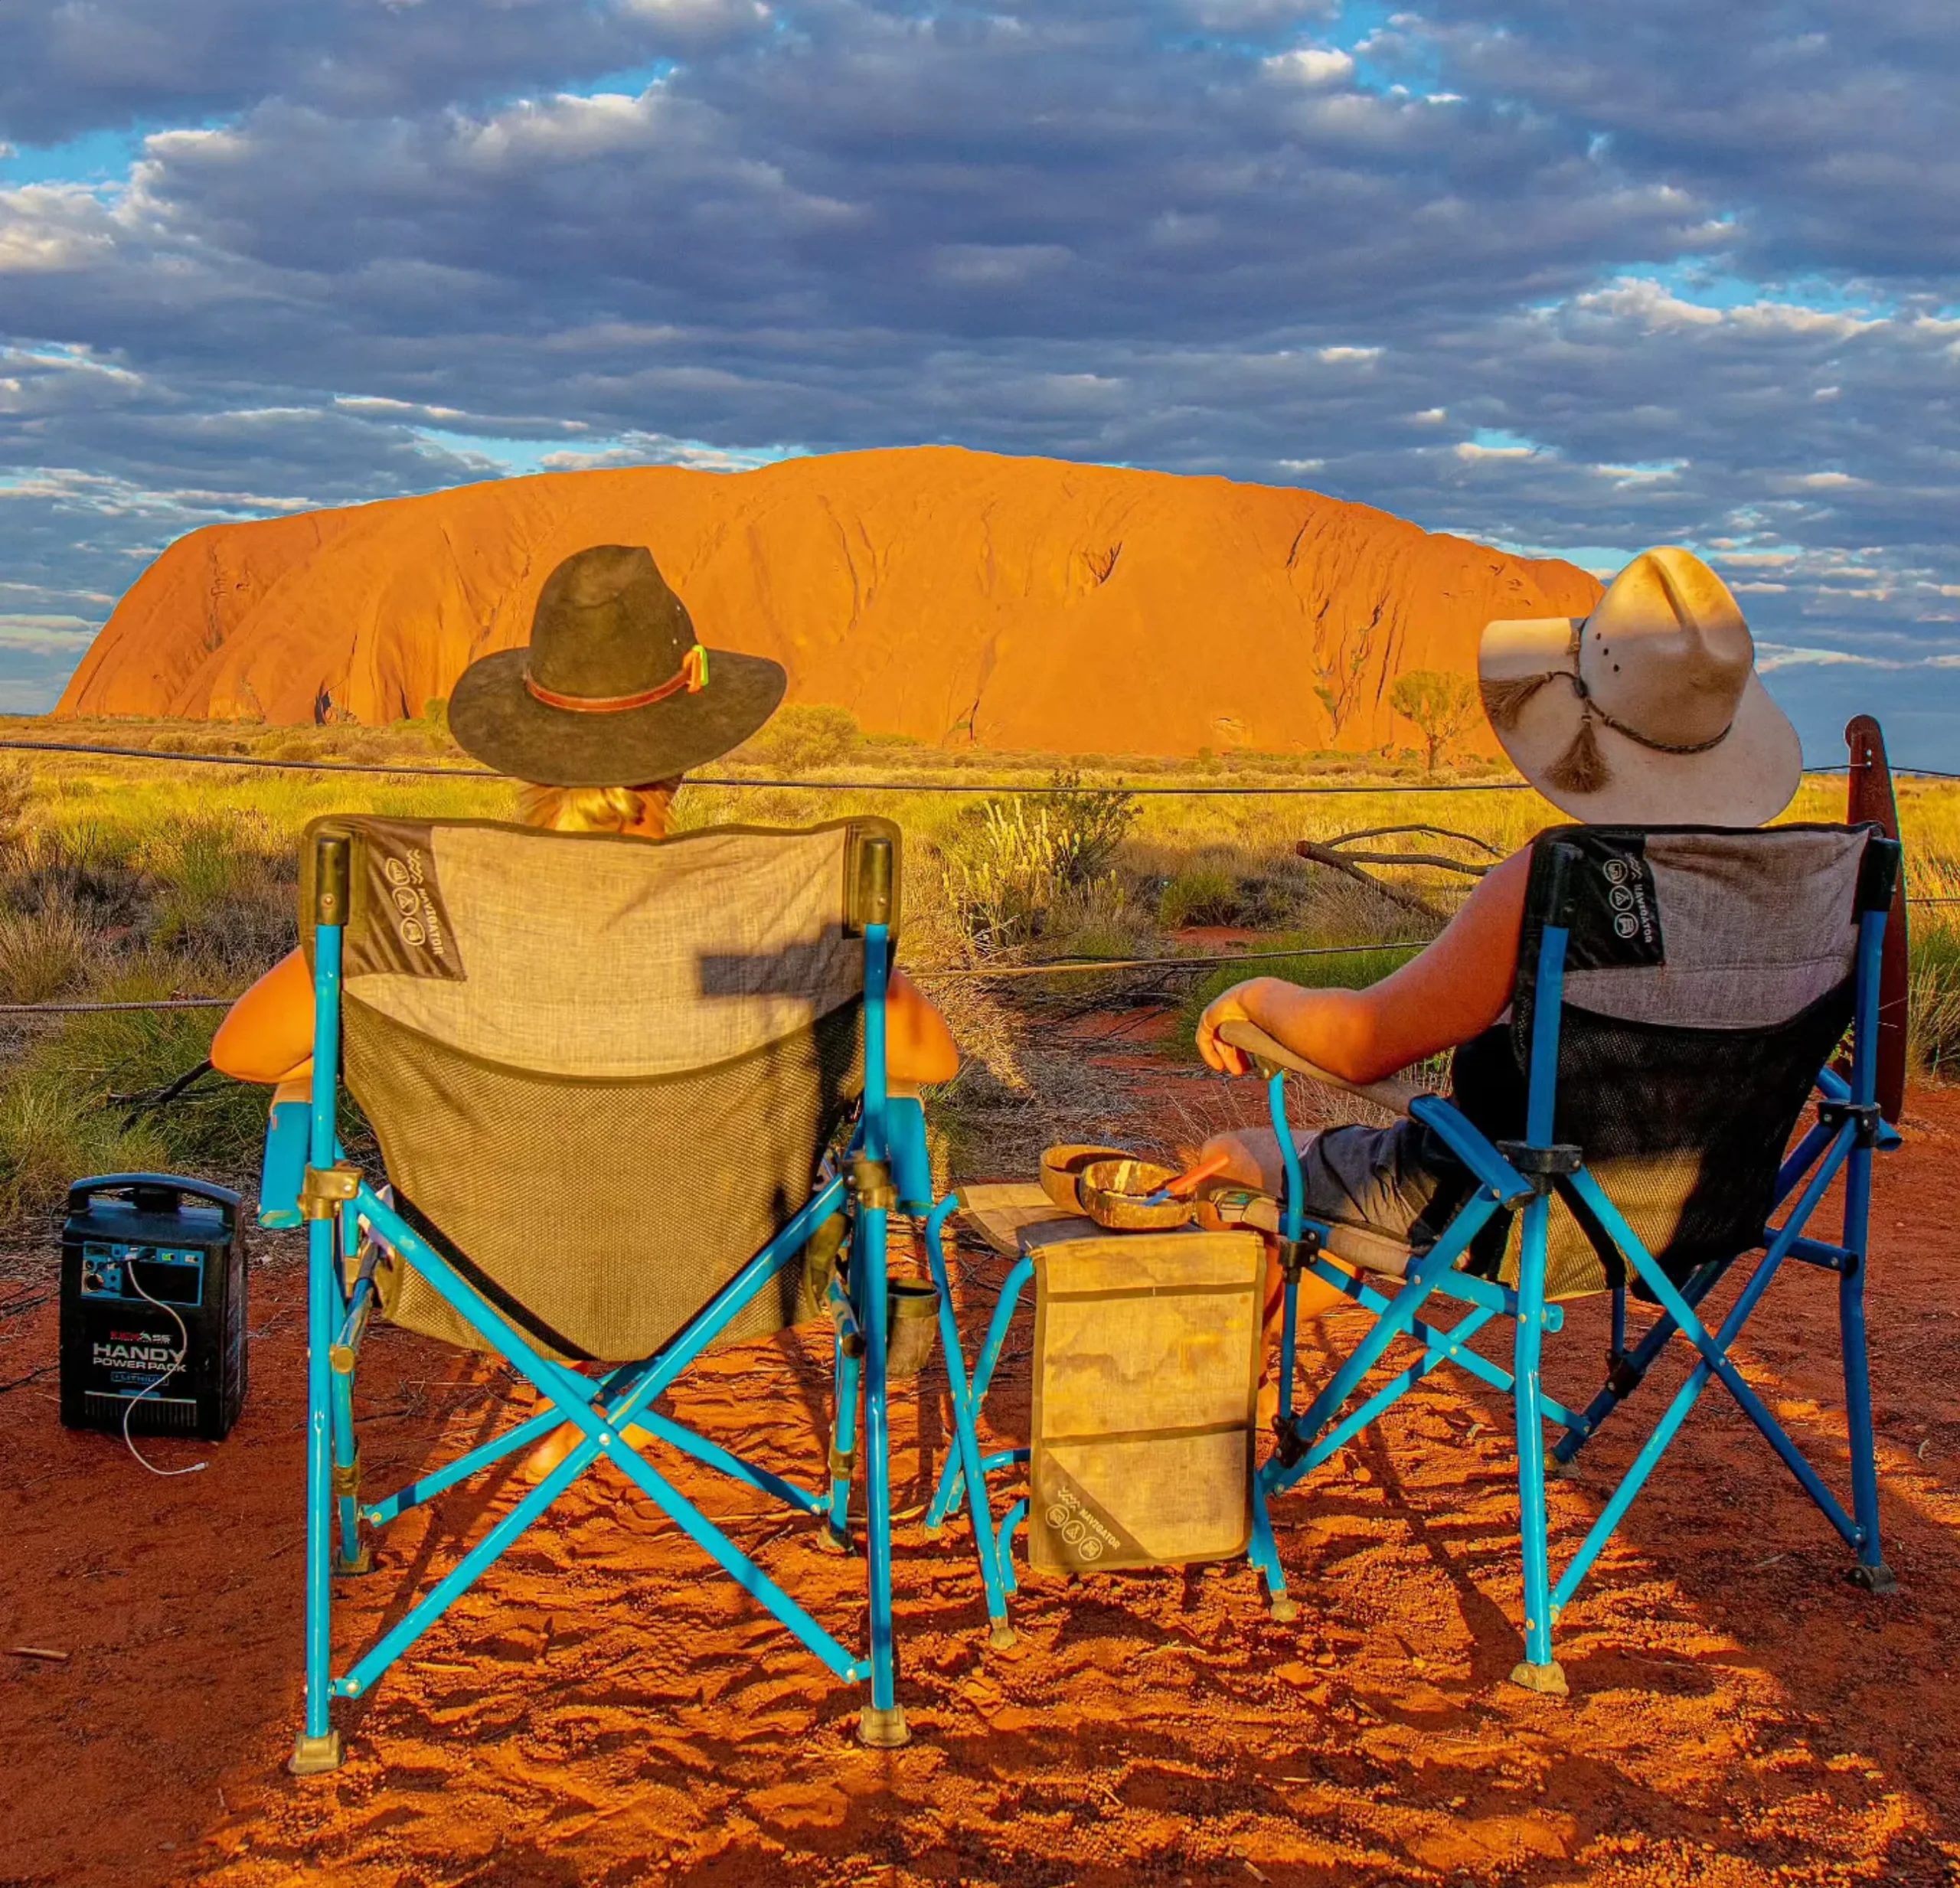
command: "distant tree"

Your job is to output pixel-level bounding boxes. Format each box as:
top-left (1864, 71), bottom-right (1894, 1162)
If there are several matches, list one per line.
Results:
top-left (1390, 668), bottom-right (1480, 773)
top-left (746, 702), bottom-right (861, 773)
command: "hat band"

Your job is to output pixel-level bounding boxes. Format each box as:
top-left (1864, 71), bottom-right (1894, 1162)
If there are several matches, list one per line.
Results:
top-left (524, 643), bottom-right (709, 715)
top-left (1481, 623), bottom-right (1735, 798)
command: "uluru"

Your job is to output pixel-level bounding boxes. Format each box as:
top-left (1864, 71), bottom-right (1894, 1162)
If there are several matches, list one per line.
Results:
top-left (57, 447), bottom-right (1600, 756)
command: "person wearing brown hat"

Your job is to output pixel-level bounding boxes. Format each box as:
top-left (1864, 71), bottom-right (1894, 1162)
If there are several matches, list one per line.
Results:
top-left (214, 543), bottom-right (958, 1092)
top-left (1191, 548), bottom-right (1801, 1342)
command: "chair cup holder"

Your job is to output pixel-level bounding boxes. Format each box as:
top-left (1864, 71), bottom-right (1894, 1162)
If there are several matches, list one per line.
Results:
top-left (885, 1279), bottom-right (941, 1380)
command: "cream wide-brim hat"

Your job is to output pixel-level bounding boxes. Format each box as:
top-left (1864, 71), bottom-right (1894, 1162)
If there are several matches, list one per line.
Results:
top-left (1478, 547), bottom-right (1802, 827)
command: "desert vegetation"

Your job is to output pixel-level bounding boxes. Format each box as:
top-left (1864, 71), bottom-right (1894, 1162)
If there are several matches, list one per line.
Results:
top-left (0, 707), bottom-right (1953, 1227)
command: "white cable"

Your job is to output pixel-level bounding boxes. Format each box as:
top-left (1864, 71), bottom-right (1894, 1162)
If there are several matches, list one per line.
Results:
top-left (119, 1258), bottom-right (209, 1478)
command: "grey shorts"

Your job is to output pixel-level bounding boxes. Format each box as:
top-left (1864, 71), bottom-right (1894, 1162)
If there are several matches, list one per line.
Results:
top-left (1297, 1118), bottom-right (1478, 1276)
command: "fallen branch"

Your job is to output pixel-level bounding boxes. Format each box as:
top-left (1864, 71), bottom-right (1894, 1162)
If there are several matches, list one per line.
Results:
top-left (1321, 823), bottom-right (1504, 860)
top-left (1295, 840), bottom-right (1450, 920)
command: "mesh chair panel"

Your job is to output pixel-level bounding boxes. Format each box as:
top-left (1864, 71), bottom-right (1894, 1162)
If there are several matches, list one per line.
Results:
top-left (1453, 825), bottom-right (1878, 1298)
top-left (350, 1004), bottom-right (864, 1361)
top-left (300, 815), bottom-right (890, 1363)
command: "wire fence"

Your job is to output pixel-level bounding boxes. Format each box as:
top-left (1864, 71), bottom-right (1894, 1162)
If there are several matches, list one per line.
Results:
top-left (7, 735), bottom-right (1956, 790)
top-left (0, 731), bottom-right (1949, 1021)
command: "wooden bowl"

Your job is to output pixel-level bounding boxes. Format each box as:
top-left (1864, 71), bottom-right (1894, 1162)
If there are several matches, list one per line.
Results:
top-left (1079, 1158), bottom-right (1194, 1232)
top-left (1040, 1142), bottom-right (1132, 1213)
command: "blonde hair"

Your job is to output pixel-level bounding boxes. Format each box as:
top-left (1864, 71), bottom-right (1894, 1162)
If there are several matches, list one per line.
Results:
top-left (514, 779), bottom-right (680, 836)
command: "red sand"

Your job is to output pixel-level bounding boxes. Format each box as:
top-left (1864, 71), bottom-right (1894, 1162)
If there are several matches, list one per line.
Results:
top-left (5, 1073), bottom-right (1959, 1886)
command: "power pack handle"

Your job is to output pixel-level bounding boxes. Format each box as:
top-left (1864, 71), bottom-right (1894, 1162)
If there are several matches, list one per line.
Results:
top-left (67, 1172), bottom-right (243, 1227)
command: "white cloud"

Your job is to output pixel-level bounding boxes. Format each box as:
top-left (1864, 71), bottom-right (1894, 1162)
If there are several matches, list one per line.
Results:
top-left (0, 614), bottom-right (100, 649)
top-left (1266, 47), bottom-right (1355, 86)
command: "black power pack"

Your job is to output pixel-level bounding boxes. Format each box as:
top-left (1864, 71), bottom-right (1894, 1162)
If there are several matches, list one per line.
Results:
top-left (60, 1174), bottom-right (248, 1442)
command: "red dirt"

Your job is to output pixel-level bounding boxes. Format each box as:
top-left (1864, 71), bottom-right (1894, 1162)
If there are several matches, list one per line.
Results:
top-left (6, 1075), bottom-right (1960, 1887)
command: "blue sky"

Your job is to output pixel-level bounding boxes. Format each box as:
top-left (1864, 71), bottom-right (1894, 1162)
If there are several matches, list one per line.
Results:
top-left (2, 0), bottom-right (1956, 764)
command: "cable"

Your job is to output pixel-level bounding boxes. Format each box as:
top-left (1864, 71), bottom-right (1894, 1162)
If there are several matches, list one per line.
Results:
top-left (0, 998), bottom-right (232, 1015)
top-left (118, 1258), bottom-right (209, 1478)
top-left (0, 737), bottom-right (1533, 793)
top-left (916, 939), bottom-right (1429, 979)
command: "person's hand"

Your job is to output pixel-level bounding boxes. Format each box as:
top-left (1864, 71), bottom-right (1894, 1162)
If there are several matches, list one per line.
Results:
top-left (1196, 979), bottom-right (1262, 1075)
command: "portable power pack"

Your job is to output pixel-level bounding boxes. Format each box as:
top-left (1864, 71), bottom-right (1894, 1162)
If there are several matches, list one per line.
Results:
top-left (60, 1174), bottom-right (248, 1441)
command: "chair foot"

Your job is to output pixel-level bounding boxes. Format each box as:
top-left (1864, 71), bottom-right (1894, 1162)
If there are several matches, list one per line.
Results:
top-left (1267, 1596), bottom-right (1300, 1623)
top-left (1846, 1560), bottom-right (1899, 1595)
top-left (333, 1543), bottom-right (376, 1576)
top-left (288, 1729), bottom-right (345, 1776)
top-left (988, 1622), bottom-right (1020, 1651)
top-left (1508, 1659), bottom-right (1569, 1697)
top-left (815, 1520), bottom-right (852, 1556)
top-left (858, 1703), bottom-right (911, 1749)
top-left (1547, 1455), bottom-right (1583, 1481)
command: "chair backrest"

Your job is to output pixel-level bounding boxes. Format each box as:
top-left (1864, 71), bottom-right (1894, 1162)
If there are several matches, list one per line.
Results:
top-left (1452, 823), bottom-right (1898, 1297)
top-left (299, 814), bottom-right (900, 1363)
top-left (1022, 1223), bottom-right (1266, 1571)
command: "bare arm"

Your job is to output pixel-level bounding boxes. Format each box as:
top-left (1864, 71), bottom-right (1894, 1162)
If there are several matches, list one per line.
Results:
top-left (211, 948), bottom-right (315, 1086)
top-left (886, 968), bottom-right (960, 1086)
top-left (212, 950), bottom-right (961, 1089)
top-left (1195, 848), bottom-right (1530, 1083)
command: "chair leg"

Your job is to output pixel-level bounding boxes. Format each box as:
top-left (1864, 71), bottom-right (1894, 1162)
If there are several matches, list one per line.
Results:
top-left (290, 1213), bottom-right (345, 1775)
top-left (1248, 1476), bottom-right (1296, 1621)
top-left (822, 1325), bottom-right (858, 1555)
top-left (1509, 1194), bottom-right (1567, 1697)
top-left (924, 1203), bottom-right (1014, 1646)
top-left (1552, 1263), bottom-right (1723, 1468)
top-left (1839, 1142), bottom-right (1896, 1592)
top-left (854, 1192), bottom-right (909, 1749)
top-left (328, 1367), bottom-right (371, 1576)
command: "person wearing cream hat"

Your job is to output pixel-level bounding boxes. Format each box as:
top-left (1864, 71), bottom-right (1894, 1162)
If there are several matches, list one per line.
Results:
top-left (1192, 549), bottom-right (1799, 1358)
top-left (1478, 544), bottom-right (1801, 824)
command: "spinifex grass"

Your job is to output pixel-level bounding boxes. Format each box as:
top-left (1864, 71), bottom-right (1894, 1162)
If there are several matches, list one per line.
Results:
top-left (0, 711), bottom-right (1952, 1223)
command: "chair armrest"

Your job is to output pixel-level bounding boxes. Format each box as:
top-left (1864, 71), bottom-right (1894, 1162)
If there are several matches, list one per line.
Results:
top-left (1217, 1019), bottom-right (1422, 1115)
top-left (1407, 1094), bottom-right (1534, 1207)
top-left (258, 1099), bottom-right (309, 1230)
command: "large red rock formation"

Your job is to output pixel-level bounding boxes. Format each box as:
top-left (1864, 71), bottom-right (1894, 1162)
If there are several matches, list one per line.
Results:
top-left (57, 447), bottom-right (1600, 755)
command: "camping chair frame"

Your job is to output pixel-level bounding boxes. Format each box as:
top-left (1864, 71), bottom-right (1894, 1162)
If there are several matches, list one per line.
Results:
top-left (267, 830), bottom-right (1011, 1775)
top-left (1235, 831), bottom-right (1903, 1692)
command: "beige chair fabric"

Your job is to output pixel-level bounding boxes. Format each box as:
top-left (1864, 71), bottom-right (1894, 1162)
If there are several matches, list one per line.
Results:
top-left (298, 814), bottom-right (896, 1363)
top-left (1023, 1223), bottom-right (1266, 1572)
top-left (1501, 823), bottom-right (1877, 1298)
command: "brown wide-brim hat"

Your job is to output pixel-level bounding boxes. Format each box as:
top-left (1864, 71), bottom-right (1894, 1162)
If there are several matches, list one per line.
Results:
top-left (1478, 546), bottom-right (1802, 827)
top-left (450, 544), bottom-right (786, 787)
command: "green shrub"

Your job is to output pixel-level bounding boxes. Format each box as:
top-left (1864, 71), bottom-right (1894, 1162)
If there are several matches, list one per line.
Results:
top-left (143, 818), bottom-right (296, 967)
top-left (0, 1076), bottom-right (169, 1227)
top-left (747, 703), bottom-right (861, 773)
top-left (939, 774), bottom-right (1141, 954)
top-left (0, 900), bottom-right (100, 1004)
top-left (1158, 867), bottom-right (1240, 931)
top-left (1909, 920), bottom-right (1960, 1080)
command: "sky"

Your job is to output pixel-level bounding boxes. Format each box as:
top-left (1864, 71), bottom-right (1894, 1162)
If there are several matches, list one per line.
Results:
top-left (1, 0), bottom-right (1956, 766)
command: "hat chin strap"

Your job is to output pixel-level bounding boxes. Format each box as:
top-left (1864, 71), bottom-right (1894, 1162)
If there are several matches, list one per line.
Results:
top-left (1480, 623), bottom-right (1735, 797)
top-left (524, 643), bottom-right (709, 715)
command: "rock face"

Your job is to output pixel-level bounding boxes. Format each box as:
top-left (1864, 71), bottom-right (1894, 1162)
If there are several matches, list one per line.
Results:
top-left (58, 446), bottom-right (1600, 754)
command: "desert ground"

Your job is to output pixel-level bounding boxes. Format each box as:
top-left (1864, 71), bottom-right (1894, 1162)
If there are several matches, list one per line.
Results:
top-left (2, 724), bottom-right (1956, 1885)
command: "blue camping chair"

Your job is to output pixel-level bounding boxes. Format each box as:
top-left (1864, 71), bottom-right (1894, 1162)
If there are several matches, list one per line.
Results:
top-left (260, 814), bottom-right (1009, 1774)
top-left (1222, 823), bottom-right (1903, 1692)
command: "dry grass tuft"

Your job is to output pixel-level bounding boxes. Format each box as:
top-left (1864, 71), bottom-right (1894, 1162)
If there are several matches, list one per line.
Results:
top-left (0, 715), bottom-right (1955, 1213)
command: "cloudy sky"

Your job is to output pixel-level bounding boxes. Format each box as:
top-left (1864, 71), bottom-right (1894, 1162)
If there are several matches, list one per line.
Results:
top-left (2, 0), bottom-right (1956, 763)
